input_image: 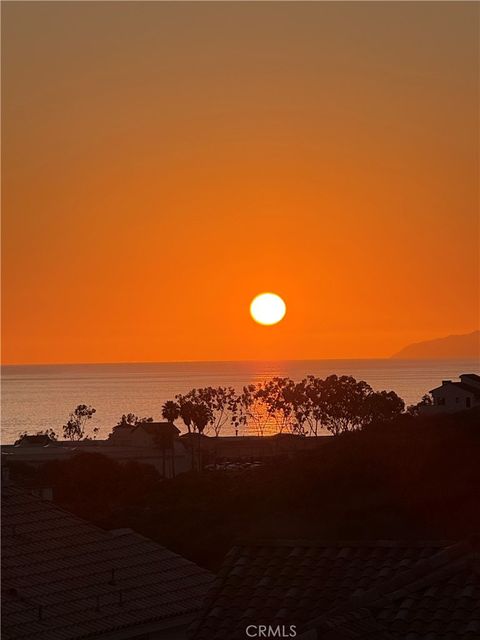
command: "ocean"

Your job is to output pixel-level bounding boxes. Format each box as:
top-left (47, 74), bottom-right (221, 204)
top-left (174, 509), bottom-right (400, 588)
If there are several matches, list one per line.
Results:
top-left (1, 359), bottom-right (478, 443)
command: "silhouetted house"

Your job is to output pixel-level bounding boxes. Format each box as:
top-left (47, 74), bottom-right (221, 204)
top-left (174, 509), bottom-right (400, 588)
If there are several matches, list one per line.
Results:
top-left (108, 422), bottom-right (185, 477)
top-left (13, 434), bottom-right (56, 447)
top-left (109, 421), bottom-right (180, 446)
top-left (2, 483), bottom-right (213, 640)
top-left (107, 423), bottom-right (138, 445)
top-left (189, 539), bottom-right (480, 640)
top-left (422, 373), bottom-right (480, 414)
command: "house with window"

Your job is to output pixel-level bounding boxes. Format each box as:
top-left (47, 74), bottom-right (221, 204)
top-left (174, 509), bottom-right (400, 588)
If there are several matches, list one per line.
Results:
top-left (421, 373), bottom-right (480, 414)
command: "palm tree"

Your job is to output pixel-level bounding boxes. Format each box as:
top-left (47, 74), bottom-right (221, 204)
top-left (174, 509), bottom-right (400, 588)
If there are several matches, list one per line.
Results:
top-left (191, 404), bottom-right (212, 471)
top-left (191, 404), bottom-right (211, 435)
top-left (160, 401), bottom-right (181, 477)
top-left (161, 400), bottom-right (180, 424)
top-left (178, 400), bottom-right (195, 434)
top-left (175, 399), bottom-right (196, 469)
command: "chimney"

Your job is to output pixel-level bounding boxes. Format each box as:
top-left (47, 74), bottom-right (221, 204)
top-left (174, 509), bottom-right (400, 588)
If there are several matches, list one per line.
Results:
top-left (2, 466), bottom-right (11, 486)
top-left (460, 374), bottom-right (480, 388)
top-left (41, 487), bottom-right (53, 501)
top-left (31, 487), bottom-right (53, 501)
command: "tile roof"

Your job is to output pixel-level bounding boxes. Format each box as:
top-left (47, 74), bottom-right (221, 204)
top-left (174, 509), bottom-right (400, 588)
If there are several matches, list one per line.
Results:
top-left (451, 383), bottom-right (480, 399)
top-left (138, 422), bottom-right (181, 437)
top-left (2, 485), bottom-right (213, 640)
top-left (301, 538), bottom-right (480, 640)
top-left (189, 540), bottom-right (449, 640)
top-left (461, 374), bottom-right (480, 382)
top-left (430, 381), bottom-right (480, 399)
top-left (300, 608), bottom-right (392, 640)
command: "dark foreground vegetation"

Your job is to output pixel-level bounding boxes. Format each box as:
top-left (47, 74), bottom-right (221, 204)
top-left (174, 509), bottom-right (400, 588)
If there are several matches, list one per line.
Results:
top-left (8, 407), bottom-right (480, 572)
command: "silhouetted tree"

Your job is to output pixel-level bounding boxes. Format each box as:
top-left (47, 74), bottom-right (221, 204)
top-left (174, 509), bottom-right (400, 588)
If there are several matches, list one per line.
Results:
top-left (144, 376), bottom-right (407, 440)
top-left (175, 397), bottom-right (196, 433)
top-left (177, 387), bottom-right (239, 437)
top-left (319, 375), bottom-right (373, 436)
top-left (407, 394), bottom-right (433, 416)
top-left (191, 404), bottom-right (212, 470)
top-left (294, 376), bottom-right (326, 436)
top-left (115, 413), bottom-right (153, 429)
top-left (191, 403), bottom-right (212, 434)
top-left (256, 377), bottom-right (297, 434)
top-left (237, 384), bottom-right (271, 436)
top-left (161, 400), bottom-right (180, 424)
top-left (174, 396), bottom-right (198, 468)
top-left (363, 390), bottom-right (405, 425)
top-left (63, 405), bottom-right (97, 441)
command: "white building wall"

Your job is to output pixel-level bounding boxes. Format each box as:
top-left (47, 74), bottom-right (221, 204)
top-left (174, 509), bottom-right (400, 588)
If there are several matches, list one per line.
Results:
top-left (427, 383), bottom-right (477, 414)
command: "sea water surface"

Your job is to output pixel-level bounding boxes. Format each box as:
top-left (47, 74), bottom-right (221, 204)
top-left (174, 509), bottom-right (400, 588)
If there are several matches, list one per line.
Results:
top-left (1, 359), bottom-right (478, 443)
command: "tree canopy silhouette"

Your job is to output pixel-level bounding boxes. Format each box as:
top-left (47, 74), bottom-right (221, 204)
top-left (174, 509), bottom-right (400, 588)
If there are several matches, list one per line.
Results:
top-left (114, 413), bottom-right (153, 430)
top-left (164, 375), bottom-right (405, 437)
top-left (63, 405), bottom-right (97, 441)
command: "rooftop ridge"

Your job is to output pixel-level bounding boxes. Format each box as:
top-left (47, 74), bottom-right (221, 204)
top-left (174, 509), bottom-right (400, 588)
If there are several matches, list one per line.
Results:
top-left (231, 538), bottom-right (451, 548)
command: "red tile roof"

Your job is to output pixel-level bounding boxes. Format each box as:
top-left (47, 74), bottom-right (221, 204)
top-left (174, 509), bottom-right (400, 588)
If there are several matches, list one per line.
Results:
top-left (2, 485), bottom-right (213, 640)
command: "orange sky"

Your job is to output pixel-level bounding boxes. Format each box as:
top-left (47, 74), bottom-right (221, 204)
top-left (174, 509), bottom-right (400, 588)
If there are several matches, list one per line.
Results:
top-left (2, 2), bottom-right (479, 364)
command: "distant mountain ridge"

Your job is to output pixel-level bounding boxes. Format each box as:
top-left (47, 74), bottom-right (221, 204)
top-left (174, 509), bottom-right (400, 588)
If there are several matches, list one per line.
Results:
top-left (391, 330), bottom-right (480, 360)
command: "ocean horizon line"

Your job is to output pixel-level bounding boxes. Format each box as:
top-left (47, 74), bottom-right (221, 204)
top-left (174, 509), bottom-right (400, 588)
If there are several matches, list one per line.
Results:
top-left (3, 356), bottom-right (480, 369)
top-left (2, 358), bottom-right (478, 444)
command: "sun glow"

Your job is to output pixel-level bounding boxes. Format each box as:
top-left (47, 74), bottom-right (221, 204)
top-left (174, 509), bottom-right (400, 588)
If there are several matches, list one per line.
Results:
top-left (250, 293), bottom-right (286, 326)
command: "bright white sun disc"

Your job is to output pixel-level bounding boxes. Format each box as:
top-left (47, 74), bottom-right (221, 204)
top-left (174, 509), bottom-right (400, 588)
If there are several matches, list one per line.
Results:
top-left (250, 293), bottom-right (286, 326)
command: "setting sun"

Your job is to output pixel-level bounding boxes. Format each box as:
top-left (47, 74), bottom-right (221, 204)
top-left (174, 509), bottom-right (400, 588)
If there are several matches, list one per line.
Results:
top-left (250, 293), bottom-right (286, 326)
